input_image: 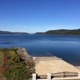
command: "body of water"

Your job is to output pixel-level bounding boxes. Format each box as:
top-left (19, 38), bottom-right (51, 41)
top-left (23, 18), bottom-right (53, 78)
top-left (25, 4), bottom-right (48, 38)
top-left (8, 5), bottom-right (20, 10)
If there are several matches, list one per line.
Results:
top-left (0, 34), bottom-right (80, 66)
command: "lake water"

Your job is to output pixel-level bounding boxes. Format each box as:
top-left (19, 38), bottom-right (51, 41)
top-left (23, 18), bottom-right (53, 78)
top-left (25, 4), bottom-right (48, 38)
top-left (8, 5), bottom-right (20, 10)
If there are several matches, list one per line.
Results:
top-left (0, 34), bottom-right (80, 66)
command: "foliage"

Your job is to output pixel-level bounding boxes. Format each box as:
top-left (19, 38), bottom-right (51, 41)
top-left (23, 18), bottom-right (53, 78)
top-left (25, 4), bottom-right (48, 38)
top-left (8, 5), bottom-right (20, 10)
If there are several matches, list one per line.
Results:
top-left (0, 48), bottom-right (9, 56)
top-left (1, 47), bottom-right (34, 80)
top-left (10, 47), bottom-right (18, 51)
top-left (0, 51), bottom-right (3, 66)
top-left (36, 29), bottom-right (80, 35)
top-left (0, 51), bottom-right (4, 78)
top-left (25, 60), bottom-right (35, 73)
top-left (3, 63), bottom-right (31, 80)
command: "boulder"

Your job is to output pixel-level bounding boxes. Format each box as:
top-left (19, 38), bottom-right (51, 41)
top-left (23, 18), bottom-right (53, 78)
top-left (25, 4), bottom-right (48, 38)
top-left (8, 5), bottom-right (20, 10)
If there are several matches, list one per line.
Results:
top-left (17, 48), bottom-right (35, 73)
top-left (16, 48), bottom-right (32, 61)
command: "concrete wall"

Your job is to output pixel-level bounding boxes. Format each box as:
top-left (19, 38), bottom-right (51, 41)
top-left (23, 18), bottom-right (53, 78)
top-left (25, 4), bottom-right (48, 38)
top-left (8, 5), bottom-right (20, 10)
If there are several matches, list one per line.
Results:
top-left (32, 72), bottom-right (80, 80)
top-left (52, 77), bottom-right (80, 80)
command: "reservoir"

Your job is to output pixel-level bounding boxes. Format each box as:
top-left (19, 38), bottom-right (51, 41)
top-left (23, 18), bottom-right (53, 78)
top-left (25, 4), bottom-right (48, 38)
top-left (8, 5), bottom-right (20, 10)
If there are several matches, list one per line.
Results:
top-left (0, 34), bottom-right (80, 66)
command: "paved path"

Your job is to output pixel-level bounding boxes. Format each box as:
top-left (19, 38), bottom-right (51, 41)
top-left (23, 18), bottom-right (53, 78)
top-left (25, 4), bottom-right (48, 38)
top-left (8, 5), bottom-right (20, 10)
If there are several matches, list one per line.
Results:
top-left (33, 56), bottom-right (80, 75)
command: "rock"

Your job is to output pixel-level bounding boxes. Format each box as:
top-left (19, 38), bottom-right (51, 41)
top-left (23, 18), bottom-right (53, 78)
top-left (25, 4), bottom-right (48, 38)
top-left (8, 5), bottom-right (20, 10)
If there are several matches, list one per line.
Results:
top-left (17, 48), bottom-right (35, 73)
top-left (16, 48), bottom-right (32, 61)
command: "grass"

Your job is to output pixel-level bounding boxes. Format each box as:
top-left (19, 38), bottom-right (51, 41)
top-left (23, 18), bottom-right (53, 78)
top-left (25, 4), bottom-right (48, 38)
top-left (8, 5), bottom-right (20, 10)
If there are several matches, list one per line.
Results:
top-left (0, 51), bottom-right (4, 78)
top-left (0, 51), bottom-right (3, 66)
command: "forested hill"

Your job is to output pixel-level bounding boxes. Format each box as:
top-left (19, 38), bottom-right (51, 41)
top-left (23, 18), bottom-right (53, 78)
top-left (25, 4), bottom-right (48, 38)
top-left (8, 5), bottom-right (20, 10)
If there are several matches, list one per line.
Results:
top-left (35, 29), bottom-right (80, 35)
top-left (0, 30), bottom-right (28, 34)
top-left (0, 31), bottom-right (12, 34)
top-left (45, 29), bottom-right (80, 35)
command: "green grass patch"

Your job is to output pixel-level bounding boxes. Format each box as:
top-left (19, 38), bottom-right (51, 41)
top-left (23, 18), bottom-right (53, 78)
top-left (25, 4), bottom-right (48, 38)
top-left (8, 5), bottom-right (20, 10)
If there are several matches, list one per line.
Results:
top-left (0, 72), bottom-right (4, 78)
top-left (0, 51), bottom-right (3, 66)
top-left (0, 51), bottom-right (4, 78)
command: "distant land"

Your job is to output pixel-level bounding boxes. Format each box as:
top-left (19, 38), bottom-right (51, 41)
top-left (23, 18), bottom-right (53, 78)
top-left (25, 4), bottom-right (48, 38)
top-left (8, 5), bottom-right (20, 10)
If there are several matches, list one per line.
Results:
top-left (0, 29), bottom-right (80, 35)
top-left (0, 30), bottom-right (28, 34)
top-left (35, 29), bottom-right (80, 35)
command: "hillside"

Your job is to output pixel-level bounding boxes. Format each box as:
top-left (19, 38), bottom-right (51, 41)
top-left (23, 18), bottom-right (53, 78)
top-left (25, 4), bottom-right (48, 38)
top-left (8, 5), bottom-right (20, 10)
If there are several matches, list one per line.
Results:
top-left (0, 31), bottom-right (12, 34)
top-left (35, 32), bottom-right (44, 34)
top-left (35, 29), bottom-right (80, 35)
top-left (0, 30), bottom-right (28, 34)
top-left (45, 29), bottom-right (80, 35)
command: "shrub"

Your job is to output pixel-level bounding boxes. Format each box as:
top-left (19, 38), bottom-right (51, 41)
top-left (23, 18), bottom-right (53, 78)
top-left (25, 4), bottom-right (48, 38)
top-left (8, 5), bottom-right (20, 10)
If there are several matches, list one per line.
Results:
top-left (1, 47), bottom-right (34, 80)
top-left (3, 63), bottom-right (31, 80)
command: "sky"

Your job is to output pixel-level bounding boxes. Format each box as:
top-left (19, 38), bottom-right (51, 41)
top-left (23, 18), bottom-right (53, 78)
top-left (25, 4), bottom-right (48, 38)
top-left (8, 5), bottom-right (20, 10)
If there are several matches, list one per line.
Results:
top-left (0, 0), bottom-right (80, 33)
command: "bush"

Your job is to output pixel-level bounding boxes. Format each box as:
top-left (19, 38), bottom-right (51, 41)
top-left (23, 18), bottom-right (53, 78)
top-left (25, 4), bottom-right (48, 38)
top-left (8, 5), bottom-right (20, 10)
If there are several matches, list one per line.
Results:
top-left (1, 47), bottom-right (34, 80)
top-left (3, 63), bottom-right (31, 80)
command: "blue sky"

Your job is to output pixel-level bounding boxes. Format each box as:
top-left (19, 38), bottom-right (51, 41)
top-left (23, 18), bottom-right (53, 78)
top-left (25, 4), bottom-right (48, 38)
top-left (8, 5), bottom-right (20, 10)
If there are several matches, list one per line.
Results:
top-left (0, 0), bottom-right (80, 33)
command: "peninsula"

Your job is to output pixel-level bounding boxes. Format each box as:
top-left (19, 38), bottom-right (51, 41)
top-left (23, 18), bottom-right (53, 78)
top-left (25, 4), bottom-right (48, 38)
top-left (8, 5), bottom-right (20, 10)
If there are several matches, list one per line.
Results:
top-left (35, 29), bottom-right (80, 35)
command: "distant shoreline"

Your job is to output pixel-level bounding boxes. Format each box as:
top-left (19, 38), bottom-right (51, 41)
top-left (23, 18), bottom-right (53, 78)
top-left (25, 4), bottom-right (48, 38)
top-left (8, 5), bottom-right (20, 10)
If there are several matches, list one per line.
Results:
top-left (0, 33), bottom-right (80, 36)
top-left (0, 29), bottom-right (80, 35)
top-left (35, 29), bottom-right (80, 35)
top-left (0, 30), bottom-right (28, 34)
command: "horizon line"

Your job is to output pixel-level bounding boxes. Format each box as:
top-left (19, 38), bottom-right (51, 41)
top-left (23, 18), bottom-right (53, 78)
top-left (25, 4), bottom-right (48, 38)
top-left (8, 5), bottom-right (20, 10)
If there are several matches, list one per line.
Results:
top-left (0, 28), bottom-right (80, 34)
